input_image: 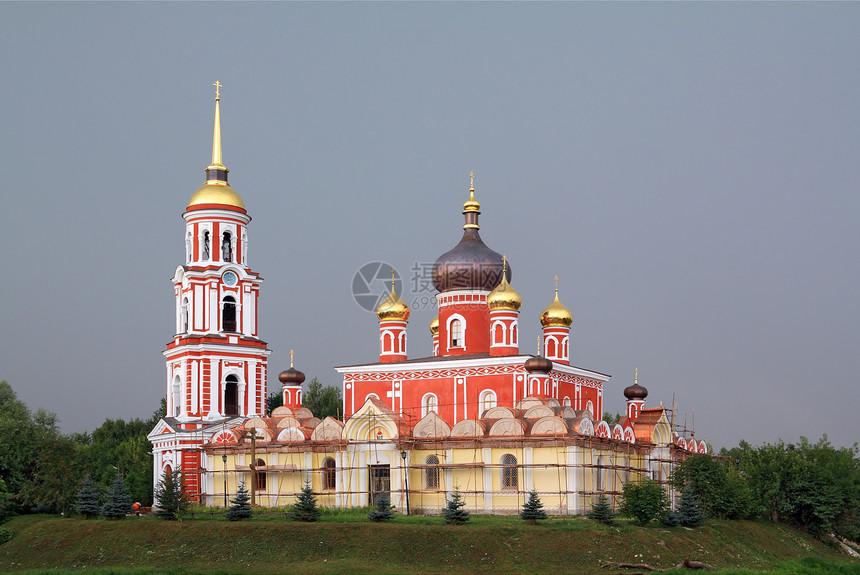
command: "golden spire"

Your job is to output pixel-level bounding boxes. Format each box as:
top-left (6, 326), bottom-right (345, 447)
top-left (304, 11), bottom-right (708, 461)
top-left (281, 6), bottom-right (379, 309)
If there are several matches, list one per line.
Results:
top-left (290, 349), bottom-right (294, 368)
top-left (635, 367), bottom-right (638, 384)
top-left (537, 337), bottom-right (541, 356)
top-left (210, 81), bottom-right (223, 169)
top-left (188, 82), bottom-right (245, 210)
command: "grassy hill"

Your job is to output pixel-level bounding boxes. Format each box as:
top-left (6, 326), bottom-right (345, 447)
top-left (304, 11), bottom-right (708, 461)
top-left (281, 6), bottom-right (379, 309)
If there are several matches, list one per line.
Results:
top-left (1, 513), bottom-right (858, 574)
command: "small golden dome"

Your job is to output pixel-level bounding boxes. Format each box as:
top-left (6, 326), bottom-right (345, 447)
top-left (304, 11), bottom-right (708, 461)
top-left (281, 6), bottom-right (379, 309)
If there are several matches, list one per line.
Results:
top-left (188, 181), bottom-right (245, 210)
top-left (463, 171), bottom-right (481, 213)
top-left (377, 285), bottom-right (410, 322)
top-left (429, 315), bottom-right (440, 335)
top-left (488, 274), bottom-right (522, 311)
top-left (540, 286), bottom-right (573, 328)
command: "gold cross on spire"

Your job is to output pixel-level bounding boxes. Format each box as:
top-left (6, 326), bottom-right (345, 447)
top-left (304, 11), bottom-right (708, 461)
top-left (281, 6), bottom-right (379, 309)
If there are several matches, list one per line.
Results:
top-left (469, 171), bottom-right (475, 191)
top-left (502, 255), bottom-right (507, 275)
top-left (537, 337), bottom-right (541, 356)
top-left (391, 267), bottom-right (396, 290)
top-left (554, 275), bottom-right (559, 293)
top-left (635, 367), bottom-right (638, 384)
top-left (290, 349), bottom-right (294, 368)
top-left (213, 81), bottom-right (222, 101)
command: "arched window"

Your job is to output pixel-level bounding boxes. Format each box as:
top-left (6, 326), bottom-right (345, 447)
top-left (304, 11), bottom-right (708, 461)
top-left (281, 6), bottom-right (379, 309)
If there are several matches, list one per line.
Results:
top-left (450, 319), bottom-right (463, 348)
top-left (254, 458), bottom-right (266, 491)
top-left (323, 458), bottom-right (337, 490)
top-left (562, 337), bottom-right (569, 359)
top-left (422, 393), bottom-right (438, 417)
top-left (180, 298), bottom-right (189, 333)
top-left (586, 400), bottom-right (594, 418)
top-left (546, 337), bottom-right (557, 357)
top-left (501, 454), bottom-right (518, 490)
top-left (480, 390), bottom-right (497, 415)
top-left (563, 396), bottom-right (571, 407)
top-left (185, 231), bottom-right (192, 263)
top-left (493, 322), bottom-right (504, 345)
top-left (222, 296), bottom-right (237, 332)
top-left (425, 455), bottom-right (440, 489)
top-left (172, 375), bottom-right (181, 417)
top-left (511, 323), bottom-right (518, 345)
top-left (222, 232), bottom-right (233, 262)
top-left (382, 331), bottom-right (393, 353)
top-left (224, 375), bottom-right (239, 416)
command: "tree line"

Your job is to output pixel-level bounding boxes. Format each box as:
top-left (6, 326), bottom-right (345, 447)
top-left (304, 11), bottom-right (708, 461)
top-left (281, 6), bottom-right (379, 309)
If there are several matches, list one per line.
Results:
top-left (0, 378), bottom-right (342, 521)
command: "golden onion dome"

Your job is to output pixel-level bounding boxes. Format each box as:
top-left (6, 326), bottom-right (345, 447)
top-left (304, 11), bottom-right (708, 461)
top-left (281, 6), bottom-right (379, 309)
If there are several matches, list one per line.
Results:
top-left (188, 182), bottom-right (245, 210)
top-left (488, 268), bottom-right (522, 312)
top-left (540, 283), bottom-right (573, 328)
top-left (429, 315), bottom-right (440, 335)
top-left (377, 285), bottom-right (410, 322)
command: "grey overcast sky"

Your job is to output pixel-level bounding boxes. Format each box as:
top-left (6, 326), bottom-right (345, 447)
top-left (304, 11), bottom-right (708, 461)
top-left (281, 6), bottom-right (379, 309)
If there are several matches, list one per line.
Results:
top-left (1, 3), bottom-right (857, 450)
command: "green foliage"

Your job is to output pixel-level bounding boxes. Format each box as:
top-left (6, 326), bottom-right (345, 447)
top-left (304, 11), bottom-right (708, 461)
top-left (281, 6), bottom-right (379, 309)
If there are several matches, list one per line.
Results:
top-left (587, 493), bottom-right (614, 524)
top-left (620, 478), bottom-right (668, 525)
top-left (74, 477), bottom-right (102, 518)
top-left (443, 489), bottom-right (470, 525)
top-left (520, 490), bottom-right (547, 524)
top-left (0, 526), bottom-right (11, 545)
top-left (730, 436), bottom-right (860, 539)
top-left (302, 378), bottom-right (342, 419)
top-left (660, 510), bottom-right (681, 527)
top-left (102, 475), bottom-right (133, 519)
top-left (602, 412), bottom-right (622, 425)
top-left (76, 414), bottom-right (160, 506)
top-left (671, 454), bottom-right (753, 520)
top-left (154, 470), bottom-right (188, 520)
top-left (17, 438), bottom-right (86, 515)
top-left (265, 391), bottom-right (283, 414)
top-left (367, 492), bottom-right (395, 522)
top-left (0, 381), bottom-right (64, 515)
top-left (677, 483), bottom-right (705, 527)
top-left (291, 480), bottom-right (321, 522)
top-left (225, 482), bottom-right (252, 521)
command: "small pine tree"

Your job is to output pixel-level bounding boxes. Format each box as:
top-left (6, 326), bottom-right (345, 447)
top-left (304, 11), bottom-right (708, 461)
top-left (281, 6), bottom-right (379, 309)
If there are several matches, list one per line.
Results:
top-left (587, 493), bottom-right (615, 524)
top-left (74, 477), bottom-right (102, 519)
top-left (225, 481), bottom-right (253, 521)
top-left (660, 510), bottom-right (681, 526)
top-left (677, 484), bottom-right (705, 527)
top-left (521, 490), bottom-right (548, 524)
top-left (443, 489), bottom-right (470, 525)
top-left (101, 475), bottom-right (133, 519)
top-left (154, 470), bottom-right (188, 521)
top-left (367, 492), bottom-right (395, 522)
top-left (291, 480), bottom-right (320, 522)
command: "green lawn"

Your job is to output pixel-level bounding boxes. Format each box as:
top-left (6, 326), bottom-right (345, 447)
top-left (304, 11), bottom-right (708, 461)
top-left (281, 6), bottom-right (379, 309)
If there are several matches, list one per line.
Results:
top-left (0, 513), bottom-right (857, 574)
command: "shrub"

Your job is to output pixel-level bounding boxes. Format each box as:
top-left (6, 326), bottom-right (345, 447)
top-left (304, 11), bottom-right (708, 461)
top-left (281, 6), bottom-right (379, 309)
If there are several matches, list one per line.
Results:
top-left (677, 484), bottom-right (705, 527)
top-left (154, 470), bottom-right (188, 521)
top-left (75, 477), bottom-right (102, 519)
top-left (0, 527), bottom-right (12, 545)
top-left (620, 478), bottom-right (668, 525)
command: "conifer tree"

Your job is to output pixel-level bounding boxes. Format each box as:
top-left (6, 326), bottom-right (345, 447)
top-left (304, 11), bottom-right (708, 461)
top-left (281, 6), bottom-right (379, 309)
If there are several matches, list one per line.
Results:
top-left (443, 488), bottom-right (470, 525)
top-left (74, 477), bottom-right (102, 519)
top-left (520, 490), bottom-right (548, 524)
top-left (101, 475), bottom-right (133, 519)
top-left (226, 481), bottom-right (253, 521)
top-left (291, 480), bottom-right (320, 522)
top-left (154, 469), bottom-right (188, 521)
top-left (587, 493), bottom-right (615, 524)
top-left (677, 484), bottom-right (705, 527)
top-left (367, 492), bottom-right (395, 522)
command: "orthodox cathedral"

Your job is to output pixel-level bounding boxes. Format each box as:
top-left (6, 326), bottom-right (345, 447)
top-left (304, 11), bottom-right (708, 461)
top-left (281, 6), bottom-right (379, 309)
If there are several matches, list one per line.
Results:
top-left (148, 88), bottom-right (707, 514)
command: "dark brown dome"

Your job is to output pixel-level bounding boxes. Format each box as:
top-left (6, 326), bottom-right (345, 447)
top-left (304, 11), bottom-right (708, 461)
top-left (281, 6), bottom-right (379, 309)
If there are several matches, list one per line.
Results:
top-left (524, 356), bottom-right (553, 373)
top-left (432, 228), bottom-right (510, 292)
top-left (623, 383), bottom-right (648, 401)
top-left (279, 367), bottom-right (305, 386)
